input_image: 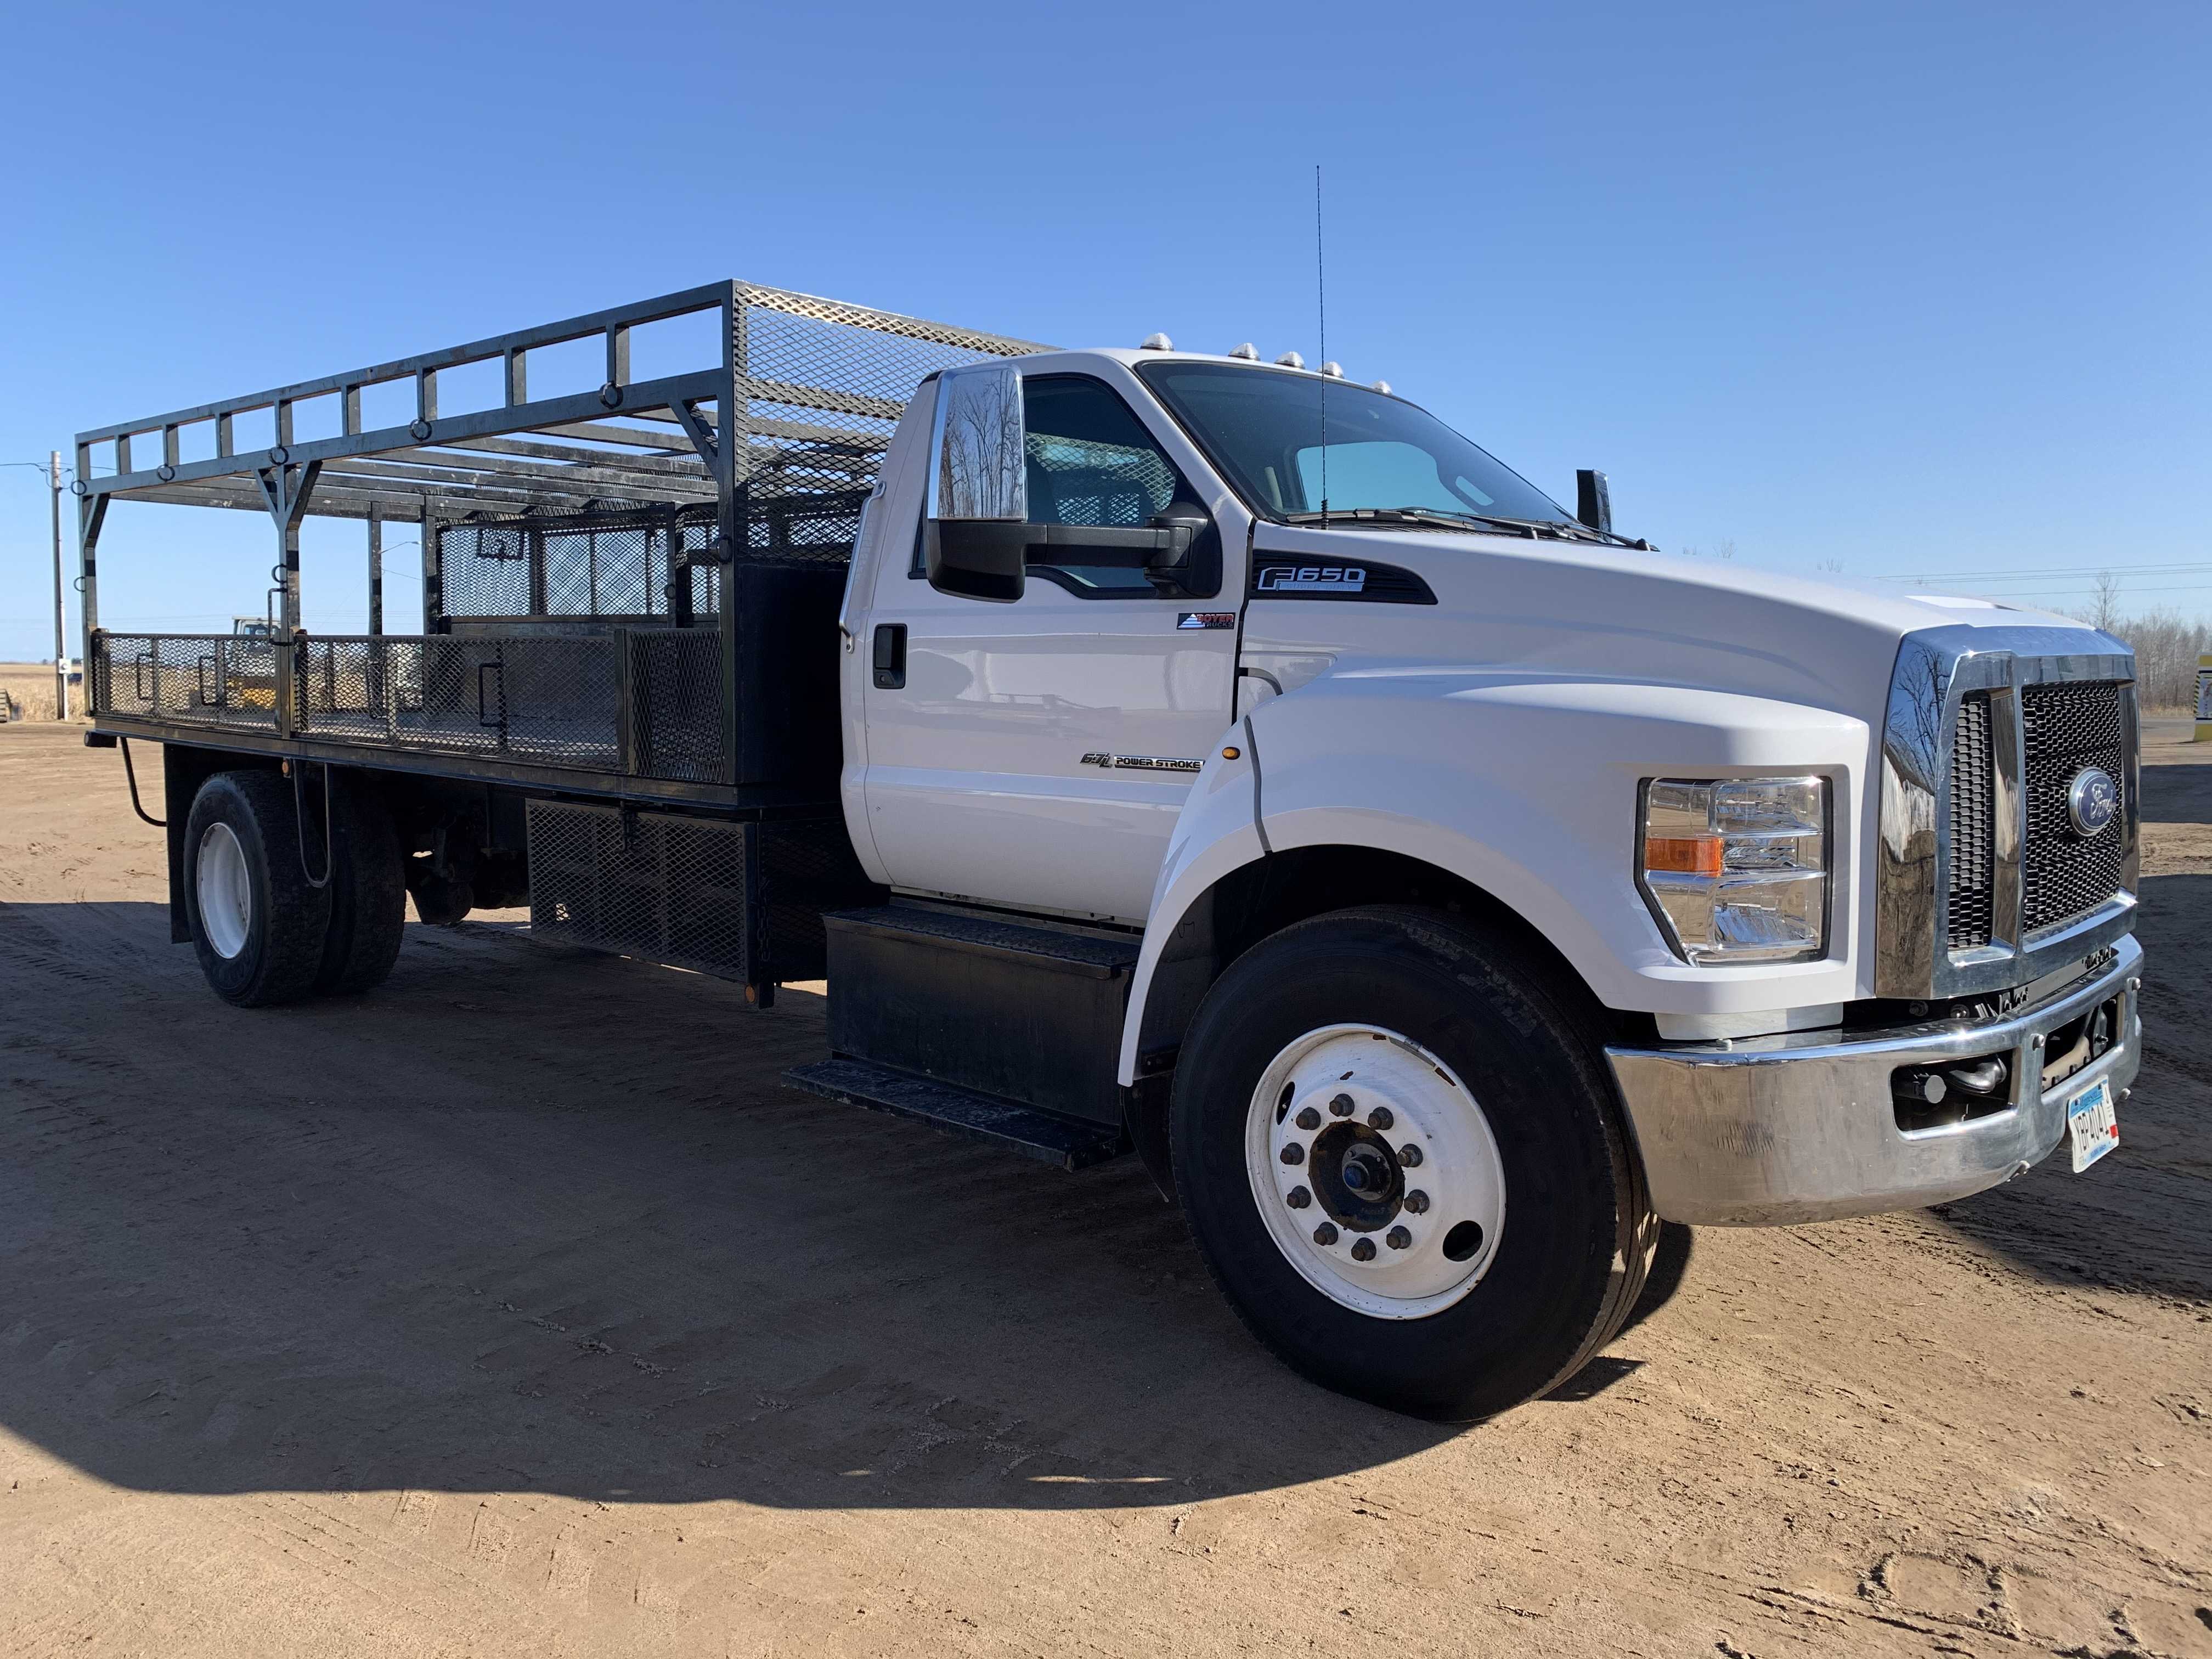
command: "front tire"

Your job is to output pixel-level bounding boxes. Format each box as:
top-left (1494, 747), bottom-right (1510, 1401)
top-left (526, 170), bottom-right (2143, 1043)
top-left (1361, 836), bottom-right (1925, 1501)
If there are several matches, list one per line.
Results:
top-left (183, 770), bottom-right (332, 1007)
top-left (1172, 905), bottom-right (1650, 1419)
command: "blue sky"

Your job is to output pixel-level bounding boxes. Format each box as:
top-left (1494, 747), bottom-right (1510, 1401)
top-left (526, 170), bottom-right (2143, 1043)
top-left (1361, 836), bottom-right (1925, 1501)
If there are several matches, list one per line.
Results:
top-left (2, 1), bottom-right (2206, 658)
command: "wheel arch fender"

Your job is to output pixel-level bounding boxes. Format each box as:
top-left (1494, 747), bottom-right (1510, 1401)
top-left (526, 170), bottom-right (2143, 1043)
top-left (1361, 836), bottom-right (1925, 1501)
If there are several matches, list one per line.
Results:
top-left (1118, 674), bottom-right (1871, 1087)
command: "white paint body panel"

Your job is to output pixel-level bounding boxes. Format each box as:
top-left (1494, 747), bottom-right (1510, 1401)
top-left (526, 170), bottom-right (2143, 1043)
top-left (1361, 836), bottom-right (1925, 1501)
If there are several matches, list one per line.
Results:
top-left (830, 349), bottom-right (2100, 1086)
top-left (842, 356), bottom-right (1250, 922)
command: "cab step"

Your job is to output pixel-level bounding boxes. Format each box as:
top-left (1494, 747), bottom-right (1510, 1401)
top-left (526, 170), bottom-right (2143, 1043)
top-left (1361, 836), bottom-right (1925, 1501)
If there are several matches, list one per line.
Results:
top-left (820, 904), bottom-right (1141, 1128)
top-left (782, 1056), bottom-right (1127, 1171)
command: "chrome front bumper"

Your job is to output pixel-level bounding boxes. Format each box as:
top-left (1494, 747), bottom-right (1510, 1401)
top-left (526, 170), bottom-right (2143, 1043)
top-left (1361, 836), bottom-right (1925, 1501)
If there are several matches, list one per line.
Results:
top-left (1605, 936), bottom-right (2143, 1226)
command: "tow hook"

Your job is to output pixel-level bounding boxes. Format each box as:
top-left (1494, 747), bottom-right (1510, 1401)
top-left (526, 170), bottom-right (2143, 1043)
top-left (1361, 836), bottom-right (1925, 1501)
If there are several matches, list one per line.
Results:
top-left (1892, 1054), bottom-right (2012, 1133)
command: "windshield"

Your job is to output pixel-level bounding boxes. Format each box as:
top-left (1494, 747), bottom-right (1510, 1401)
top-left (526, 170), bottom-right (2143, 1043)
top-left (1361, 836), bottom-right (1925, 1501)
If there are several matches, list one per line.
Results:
top-left (1135, 361), bottom-right (1572, 527)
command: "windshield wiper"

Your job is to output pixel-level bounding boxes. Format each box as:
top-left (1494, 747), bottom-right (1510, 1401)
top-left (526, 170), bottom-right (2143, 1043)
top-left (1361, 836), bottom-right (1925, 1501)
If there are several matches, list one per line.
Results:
top-left (1280, 506), bottom-right (1635, 546)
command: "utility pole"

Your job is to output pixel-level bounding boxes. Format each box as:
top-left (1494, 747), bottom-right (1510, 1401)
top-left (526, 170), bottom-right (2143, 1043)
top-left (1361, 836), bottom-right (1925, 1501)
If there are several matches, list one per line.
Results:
top-left (49, 450), bottom-right (67, 719)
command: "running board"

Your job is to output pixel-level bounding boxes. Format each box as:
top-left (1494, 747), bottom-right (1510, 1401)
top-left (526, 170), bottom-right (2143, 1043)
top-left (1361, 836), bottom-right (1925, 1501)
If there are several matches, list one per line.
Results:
top-left (782, 1057), bottom-right (1126, 1172)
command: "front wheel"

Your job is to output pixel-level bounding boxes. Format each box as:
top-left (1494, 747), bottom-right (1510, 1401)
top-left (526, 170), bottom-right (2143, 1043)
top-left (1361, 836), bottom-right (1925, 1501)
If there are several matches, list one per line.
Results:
top-left (1172, 905), bottom-right (1651, 1419)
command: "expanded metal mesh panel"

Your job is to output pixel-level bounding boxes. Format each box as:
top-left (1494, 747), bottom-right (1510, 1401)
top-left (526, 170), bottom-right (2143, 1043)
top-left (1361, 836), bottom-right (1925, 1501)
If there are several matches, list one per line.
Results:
top-left (439, 501), bottom-right (688, 623)
top-left (438, 491), bottom-right (868, 629)
top-left (419, 296), bottom-right (1037, 624)
top-left (2021, 681), bottom-right (2129, 932)
top-left (625, 628), bottom-right (729, 784)
top-left (91, 634), bottom-right (280, 731)
top-left (297, 635), bottom-right (619, 769)
top-left (733, 287), bottom-right (1041, 535)
top-left (757, 819), bottom-right (883, 983)
top-left (528, 802), bottom-right (753, 981)
top-left (1947, 693), bottom-right (1995, 949)
top-left (290, 631), bottom-right (731, 784)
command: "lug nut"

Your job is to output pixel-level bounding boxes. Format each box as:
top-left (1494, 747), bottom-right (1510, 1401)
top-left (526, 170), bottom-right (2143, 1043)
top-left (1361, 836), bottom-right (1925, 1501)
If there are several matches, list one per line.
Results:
top-left (1404, 1189), bottom-right (1430, 1214)
top-left (1398, 1143), bottom-right (1423, 1167)
top-left (1286, 1185), bottom-right (1312, 1209)
top-left (1295, 1106), bottom-right (1322, 1131)
top-left (1330, 1092), bottom-right (1355, 1117)
top-left (1367, 1107), bottom-right (1394, 1131)
top-left (1279, 1143), bottom-right (1304, 1166)
top-left (1386, 1226), bottom-right (1412, 1250)
top-left (1313, 1222), bottom-right (1339, 1246)
top-left (1350, 1238), bottom-right (1377, 1261)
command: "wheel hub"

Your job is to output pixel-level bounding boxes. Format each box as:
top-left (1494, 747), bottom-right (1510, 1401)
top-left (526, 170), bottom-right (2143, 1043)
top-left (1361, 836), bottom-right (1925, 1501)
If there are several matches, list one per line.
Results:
top-left (1245, 1024), bottom-right (1506, 1319)
top-left (196, 821), bottom-right (253, 961)
top-left (1308, 1121), bottom-right (1403, 1231)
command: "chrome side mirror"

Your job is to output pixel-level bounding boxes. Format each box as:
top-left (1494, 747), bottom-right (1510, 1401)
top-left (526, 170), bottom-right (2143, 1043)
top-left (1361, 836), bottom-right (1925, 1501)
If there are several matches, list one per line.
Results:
top-left (930, 363), bottom-right (1026, 521)
top-left (927, 364), bottom-right (1030, 602)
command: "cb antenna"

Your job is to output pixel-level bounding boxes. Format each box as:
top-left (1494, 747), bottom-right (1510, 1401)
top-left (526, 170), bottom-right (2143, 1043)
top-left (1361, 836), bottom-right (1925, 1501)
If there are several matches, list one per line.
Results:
top-left (1315, 163), bottom-right (1328, 528)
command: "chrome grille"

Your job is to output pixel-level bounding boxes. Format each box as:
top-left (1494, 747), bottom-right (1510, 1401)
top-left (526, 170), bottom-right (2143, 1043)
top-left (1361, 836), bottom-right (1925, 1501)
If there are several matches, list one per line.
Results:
top-left (1880, 626), bottom-right (2137, 1000)
top-left (2021, 680), bottom-right (2128, 932)
top-left (1948, 694), bottom-right (1994, 949)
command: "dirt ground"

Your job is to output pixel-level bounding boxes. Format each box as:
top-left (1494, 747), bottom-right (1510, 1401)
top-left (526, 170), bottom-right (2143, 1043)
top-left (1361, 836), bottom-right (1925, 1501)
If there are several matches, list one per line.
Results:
top-left (1, 724), bottom-right (2206, 1659)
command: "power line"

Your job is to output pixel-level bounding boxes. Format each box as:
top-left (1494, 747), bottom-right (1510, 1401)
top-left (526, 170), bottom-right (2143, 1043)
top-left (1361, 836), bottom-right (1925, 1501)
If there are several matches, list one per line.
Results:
top-left (1877, 560), bottom-right (2212, 581)
top-left (1955, 592), bottom-right (2212, 606)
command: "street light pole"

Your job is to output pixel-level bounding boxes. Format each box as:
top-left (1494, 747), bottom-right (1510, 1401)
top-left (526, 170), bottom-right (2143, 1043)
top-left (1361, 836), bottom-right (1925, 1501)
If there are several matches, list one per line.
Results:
top-left (49, 451), bottom-right (66, 720)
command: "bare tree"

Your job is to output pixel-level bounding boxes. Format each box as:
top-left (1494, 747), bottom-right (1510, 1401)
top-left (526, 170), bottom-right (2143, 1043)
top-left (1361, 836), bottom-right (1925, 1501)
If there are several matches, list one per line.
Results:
top-left (1712, 538), bottom-right (1737, 562)
top-left (2090, 571), bottom-right (2121, 633)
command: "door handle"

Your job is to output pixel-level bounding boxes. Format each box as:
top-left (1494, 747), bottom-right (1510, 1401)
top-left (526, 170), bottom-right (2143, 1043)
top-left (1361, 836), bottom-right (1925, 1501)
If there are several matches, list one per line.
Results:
top-left (872, 623), bottom-right (907, 690)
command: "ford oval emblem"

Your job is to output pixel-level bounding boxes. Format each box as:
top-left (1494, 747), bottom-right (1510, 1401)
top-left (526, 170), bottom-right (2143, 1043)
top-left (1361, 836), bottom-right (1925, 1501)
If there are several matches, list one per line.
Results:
top-left (2067, 766), bottom-right (2119, 837)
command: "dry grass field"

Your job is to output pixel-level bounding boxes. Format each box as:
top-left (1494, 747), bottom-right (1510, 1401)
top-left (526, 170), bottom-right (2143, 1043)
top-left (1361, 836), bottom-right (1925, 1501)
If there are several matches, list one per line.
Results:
top-left (0, 661), bottom-right (81, 724)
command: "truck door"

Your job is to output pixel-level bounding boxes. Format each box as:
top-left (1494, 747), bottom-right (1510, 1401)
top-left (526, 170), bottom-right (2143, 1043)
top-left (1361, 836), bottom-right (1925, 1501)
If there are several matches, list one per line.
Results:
top-left (858, 372), bottom-right (1240, 924)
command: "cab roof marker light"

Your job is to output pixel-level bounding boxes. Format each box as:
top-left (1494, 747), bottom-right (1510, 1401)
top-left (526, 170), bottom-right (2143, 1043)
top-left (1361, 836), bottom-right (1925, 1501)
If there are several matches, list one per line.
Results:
top-left (1229, 342), bottom-right (1260, 360)
top-left (1274, 351), bottom-right (1305, 369)
top-left (1370, 379), bottom-right (1391, 394)
top-left (1139, 332), bottom-right (1173, 351)
top-left (1319, 361), bottom-right (1345, 379)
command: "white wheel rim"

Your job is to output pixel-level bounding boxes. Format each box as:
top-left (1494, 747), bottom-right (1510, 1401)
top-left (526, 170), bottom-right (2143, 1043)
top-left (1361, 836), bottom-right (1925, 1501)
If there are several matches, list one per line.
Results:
top-left (1245, 1024), bottom-right (1506, 1319)
top-left (196, 821), bottom-right (253, 960)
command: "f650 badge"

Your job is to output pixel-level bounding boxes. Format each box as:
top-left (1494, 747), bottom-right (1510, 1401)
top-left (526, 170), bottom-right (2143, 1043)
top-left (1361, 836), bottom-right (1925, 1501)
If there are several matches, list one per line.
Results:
top-left (1255, 565), bottom-right (1367, 594)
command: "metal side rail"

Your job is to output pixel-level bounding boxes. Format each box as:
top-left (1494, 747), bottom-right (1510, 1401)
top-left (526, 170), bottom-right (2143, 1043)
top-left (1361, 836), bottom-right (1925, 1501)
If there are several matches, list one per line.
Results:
top-left (783, 1057), bottom-right (1127, 1171)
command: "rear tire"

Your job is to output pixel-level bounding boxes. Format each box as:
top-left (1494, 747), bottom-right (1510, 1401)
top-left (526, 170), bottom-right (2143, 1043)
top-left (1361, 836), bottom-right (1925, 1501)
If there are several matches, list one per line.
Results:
top-left (182, 770), bottom-right (332, 1007)
top-left (314, 776), bottom-right (406, 995)
top-left (1171, 905), bottom-right (1650, 1420)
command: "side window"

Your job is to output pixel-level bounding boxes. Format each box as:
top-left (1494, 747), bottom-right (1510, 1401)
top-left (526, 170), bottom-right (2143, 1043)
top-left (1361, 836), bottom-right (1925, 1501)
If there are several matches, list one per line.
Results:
top-left (1023, 376), bottom-right (1186, 597)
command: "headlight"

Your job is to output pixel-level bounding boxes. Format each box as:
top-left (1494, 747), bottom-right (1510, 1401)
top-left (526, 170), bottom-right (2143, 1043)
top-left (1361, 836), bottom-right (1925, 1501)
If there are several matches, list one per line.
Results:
top-left (1639, 777), bottom-right (1827, 964)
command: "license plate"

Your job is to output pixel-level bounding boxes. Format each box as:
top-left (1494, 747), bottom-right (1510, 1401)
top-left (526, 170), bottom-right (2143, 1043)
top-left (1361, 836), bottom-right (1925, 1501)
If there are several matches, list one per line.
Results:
top-left (2066, 1077), bottom-right (2119, 1172)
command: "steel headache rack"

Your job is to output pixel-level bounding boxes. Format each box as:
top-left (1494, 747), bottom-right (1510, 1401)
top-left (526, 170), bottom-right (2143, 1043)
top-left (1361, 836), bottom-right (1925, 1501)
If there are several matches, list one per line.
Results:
top-left (74, 281), bottom-right (1045, 805)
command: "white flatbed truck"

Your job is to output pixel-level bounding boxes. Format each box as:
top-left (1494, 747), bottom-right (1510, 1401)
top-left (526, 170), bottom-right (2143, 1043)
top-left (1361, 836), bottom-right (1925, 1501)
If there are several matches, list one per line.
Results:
top-left (72, 281), bottom-right (2142, 1417)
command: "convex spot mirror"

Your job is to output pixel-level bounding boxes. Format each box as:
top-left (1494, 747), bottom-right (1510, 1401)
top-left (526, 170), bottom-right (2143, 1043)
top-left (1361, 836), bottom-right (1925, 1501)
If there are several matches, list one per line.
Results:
top-left (926, 364), bottom-right (1030, 603)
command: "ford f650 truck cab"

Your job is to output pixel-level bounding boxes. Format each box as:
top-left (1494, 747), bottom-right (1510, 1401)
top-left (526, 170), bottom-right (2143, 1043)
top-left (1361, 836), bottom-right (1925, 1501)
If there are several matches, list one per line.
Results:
top-left (75, 282), bottom-right (2142, 1417)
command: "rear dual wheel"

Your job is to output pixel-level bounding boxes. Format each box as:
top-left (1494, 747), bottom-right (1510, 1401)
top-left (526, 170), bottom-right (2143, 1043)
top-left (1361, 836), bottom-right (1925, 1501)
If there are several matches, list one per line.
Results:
top-left (184, 769), bottom-right (404, 1007)
top-left (1172, 905), bottom-right (1651, 1420)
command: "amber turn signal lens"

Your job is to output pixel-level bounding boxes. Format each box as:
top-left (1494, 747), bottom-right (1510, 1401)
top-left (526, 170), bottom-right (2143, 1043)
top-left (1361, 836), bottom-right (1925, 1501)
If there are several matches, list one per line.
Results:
top-left (1221, 746), bottom-right (1240, 760)
top-left (1644, 835), bottom-right (1724, 877)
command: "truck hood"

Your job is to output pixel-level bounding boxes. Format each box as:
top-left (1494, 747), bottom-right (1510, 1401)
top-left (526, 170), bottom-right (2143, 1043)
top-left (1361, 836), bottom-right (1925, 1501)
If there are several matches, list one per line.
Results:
top-left (1239, 524), bottom-right (2108, 718)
